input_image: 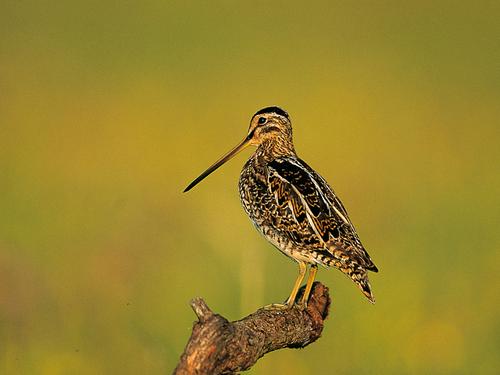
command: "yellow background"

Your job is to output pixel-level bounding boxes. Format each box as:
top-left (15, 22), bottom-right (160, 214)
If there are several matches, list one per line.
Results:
top-left (1, 1), bottom-right (499, 374)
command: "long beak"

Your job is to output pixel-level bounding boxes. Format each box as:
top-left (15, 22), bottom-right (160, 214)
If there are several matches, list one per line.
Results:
top-left (183, 135), bottom-right (252, 192)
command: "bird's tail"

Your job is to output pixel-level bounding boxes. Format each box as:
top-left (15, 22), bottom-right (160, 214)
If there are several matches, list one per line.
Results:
top-left (352, 268), bottom-right (376, 304)
top-left (328, 259), bottom-right (376, 303)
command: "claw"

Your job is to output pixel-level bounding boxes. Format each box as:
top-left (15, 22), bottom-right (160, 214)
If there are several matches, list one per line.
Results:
top-left (295, 301), bottom-right (307, 311)
top-left (263, 303), bottom-right (291, 311)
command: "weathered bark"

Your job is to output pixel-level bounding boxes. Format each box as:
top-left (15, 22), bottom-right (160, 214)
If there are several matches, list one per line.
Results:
top-left (174, 282), bottom-right (331, 375)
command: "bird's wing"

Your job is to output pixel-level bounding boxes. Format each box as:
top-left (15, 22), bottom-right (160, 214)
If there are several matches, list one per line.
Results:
top-left (267, 157), bottom-right (378, 272)
top-left (298, 158), bottom-right (354, 226)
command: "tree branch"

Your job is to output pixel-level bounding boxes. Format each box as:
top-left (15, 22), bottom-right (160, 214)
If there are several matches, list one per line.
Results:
top-left (174, 282), bottom-right (331, 375)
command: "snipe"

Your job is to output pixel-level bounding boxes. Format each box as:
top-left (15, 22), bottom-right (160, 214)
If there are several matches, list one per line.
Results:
top-left (184, 106), bottom-right (378, 308)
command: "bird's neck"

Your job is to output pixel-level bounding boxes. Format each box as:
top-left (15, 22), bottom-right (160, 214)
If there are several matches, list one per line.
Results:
top-left (255, 138), bottom-right (296, 161)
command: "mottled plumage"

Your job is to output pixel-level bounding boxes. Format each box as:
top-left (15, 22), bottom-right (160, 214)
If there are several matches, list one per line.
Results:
top-left (185, 106), bottom-right (378, 307)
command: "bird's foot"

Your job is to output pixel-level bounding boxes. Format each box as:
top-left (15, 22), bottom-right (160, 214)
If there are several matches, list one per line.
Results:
top-left (262, 301), bottom-right (308, 311)
top-left (262, 303), bottom-right (292, 311)
top-left (295, 301), bottom-right (307, 311)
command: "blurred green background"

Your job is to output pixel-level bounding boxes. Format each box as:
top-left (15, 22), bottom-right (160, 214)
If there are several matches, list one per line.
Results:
top-left (1, 1), bottom-right (499, 374)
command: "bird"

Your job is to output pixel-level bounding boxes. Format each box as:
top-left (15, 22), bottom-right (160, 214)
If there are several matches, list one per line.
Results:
top-left (184, 106), bottom-right (378, 308)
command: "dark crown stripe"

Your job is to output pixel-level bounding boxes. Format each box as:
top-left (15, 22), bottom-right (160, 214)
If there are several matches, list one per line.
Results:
top-left (254, 106), bottom-right (289, 119)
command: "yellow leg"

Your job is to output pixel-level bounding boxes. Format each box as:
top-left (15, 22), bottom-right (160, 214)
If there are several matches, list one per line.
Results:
top-left (285, 261), bottom-right (307, 306)
top-left (300, 264), bottom-right (318, 307)
top-left (264, 261), bottom-right (307, 310)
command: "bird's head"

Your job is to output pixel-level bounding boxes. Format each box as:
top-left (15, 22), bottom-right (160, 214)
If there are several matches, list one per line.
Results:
top-left (246, 106), bottom-right (293, 147)
top-left (184, 106), bottom-right (294, 192)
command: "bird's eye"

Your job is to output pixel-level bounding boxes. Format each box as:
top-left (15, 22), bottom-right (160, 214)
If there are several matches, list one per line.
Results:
top-left (258, 117), bottom-right (267, 125)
